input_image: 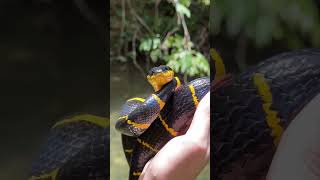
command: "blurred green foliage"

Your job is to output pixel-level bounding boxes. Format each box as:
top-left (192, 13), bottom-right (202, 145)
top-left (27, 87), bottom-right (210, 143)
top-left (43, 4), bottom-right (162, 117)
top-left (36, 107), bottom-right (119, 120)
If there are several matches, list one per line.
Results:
top-left (110, 0), bottom-right (210, 77)
top-left (212, 0), bottom-right (320, 48)
top-left (139, 34), bottom-right (210, 76)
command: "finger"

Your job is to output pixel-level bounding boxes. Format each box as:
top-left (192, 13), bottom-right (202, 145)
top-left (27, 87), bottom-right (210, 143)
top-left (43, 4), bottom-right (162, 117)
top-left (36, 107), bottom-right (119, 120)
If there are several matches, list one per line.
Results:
top-left (139, 160), bottom-right (152, 180)
top-left (141, 136), bottom-right (207, 180)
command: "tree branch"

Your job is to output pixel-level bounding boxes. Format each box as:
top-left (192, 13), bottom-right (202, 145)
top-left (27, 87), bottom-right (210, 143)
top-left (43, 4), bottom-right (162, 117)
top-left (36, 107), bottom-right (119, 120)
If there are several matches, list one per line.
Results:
top-left (127, 0), bottom-right (154, 35)
top-left (119, 0), bottom-right (126, 55)
top-left (132, 29), bottom-right (146, 77)
top-left (179, 13), bottom-right (191, 50)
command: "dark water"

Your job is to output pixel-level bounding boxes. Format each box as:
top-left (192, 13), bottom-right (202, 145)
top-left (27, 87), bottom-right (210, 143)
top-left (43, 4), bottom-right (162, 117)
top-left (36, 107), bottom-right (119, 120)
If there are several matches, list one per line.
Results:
top-left (0, 2), bottom-right (107, 179)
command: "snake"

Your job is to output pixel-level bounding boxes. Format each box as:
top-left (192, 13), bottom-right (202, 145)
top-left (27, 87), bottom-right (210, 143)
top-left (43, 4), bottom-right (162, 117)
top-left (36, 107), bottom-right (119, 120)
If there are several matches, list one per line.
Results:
top-left (28, 113), bottom-right (109, 180)
top-left (211, 48), bottom-right (320, 179)
top-left (27, 48), bottom-right (320, 180)
top-left (115, 65), bottom-right (210, 180)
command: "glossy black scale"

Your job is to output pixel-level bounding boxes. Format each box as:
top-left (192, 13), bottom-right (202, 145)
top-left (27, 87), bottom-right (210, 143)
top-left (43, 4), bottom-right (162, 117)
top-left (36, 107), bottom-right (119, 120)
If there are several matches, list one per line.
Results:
top-left (116, 78), bottom-right (178, 137)
top-left (126, 77), bottom-right (210, 180)
top-left (29, 115), bottom-right (109, 180)
top-left (212, 49), bottom-right (320, 179)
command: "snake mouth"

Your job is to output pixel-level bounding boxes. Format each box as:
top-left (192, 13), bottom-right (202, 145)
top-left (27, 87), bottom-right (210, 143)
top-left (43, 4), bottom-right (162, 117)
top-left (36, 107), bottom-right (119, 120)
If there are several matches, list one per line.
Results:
top-left (147, 66), bottom-right (174, 91)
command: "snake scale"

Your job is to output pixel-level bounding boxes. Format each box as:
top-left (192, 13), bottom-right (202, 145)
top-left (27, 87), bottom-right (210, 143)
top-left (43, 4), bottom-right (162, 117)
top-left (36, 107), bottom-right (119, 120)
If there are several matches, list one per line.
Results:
top-left (212, 48), bottom-right (320, 179)
top-left (28, 48), bottom-right (320, 180)
top-left (28, 114), bottom-right (109, 180)
top-left (115, 65), bottom-right (210, 180)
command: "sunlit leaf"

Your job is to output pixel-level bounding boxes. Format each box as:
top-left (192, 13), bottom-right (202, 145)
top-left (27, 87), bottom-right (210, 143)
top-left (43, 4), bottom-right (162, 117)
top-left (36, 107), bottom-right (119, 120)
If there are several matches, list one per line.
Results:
top-left (179, 0), bottom-right (191, 7)
top-left (150, 49), bottom-right (162, 63)
top-left (139, 39), bottom-right (152, 52)
top-left (176, 3), bottom-right (191, 18)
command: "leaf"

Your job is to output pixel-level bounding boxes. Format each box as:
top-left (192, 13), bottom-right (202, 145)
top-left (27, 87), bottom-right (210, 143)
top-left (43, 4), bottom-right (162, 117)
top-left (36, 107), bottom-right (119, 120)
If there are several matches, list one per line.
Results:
top-left (150, 49), bottom-right (162, 63)
top-left (167, 60), bottom-right (180, 73)
top-left (152, 37), bottom-right (161, 50)
top-left (139, 39), bottom-right (152, 52)
top-left (176, 3), bottom-right (191, 18)
top-left (152, 34), bottom-right (161, 49)
top-left (200, 0), bottom-right (210, 6)
top-left (179, 0), bottom-right (191, 7)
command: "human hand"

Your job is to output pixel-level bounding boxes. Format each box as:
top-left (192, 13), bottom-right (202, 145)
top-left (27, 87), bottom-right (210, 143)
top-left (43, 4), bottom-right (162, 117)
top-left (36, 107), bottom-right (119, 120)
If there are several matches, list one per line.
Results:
top-left (139, 92), bottom-right (210, 180)
top-left (267, 94), bottom-right (320, 180)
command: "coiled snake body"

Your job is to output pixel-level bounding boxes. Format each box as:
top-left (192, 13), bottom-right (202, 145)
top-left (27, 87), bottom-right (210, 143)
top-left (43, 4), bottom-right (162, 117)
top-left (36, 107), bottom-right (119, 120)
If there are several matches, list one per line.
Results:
top-left (27, 49), bottom-right (320, 180)
top-left (115, 65), bottom-right (210, 180)
top-left (29, 114), bottom-right (109, 180)
top-left (212, 49), bottom-right (320, 179)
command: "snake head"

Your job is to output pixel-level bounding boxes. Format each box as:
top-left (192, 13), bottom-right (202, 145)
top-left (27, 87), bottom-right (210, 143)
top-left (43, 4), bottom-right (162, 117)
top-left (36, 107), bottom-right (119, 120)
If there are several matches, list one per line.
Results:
top-left (147, 65), bottom-right (174, 92)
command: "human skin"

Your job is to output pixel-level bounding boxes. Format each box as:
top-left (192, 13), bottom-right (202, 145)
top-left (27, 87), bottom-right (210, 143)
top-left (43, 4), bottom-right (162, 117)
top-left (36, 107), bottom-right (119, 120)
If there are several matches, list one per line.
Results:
top-left (139, 92), bottom-right (210, 180)
top-left (139, 92), bottom-right (320, 180)
top-left (267, 94), bottom-right (320, 180)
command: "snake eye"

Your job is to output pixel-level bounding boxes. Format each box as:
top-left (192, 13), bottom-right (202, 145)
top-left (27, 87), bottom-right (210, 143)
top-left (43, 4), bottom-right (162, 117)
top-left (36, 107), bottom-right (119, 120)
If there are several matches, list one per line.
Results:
top-left (147, 68), bottom-right (156, 76)
top-left (164, 66), bottom-right (170, 71)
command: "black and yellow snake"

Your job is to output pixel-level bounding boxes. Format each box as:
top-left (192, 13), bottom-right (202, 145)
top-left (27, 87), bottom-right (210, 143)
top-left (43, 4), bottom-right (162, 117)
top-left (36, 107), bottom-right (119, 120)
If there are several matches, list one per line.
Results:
top-left (115, 65), bottom-right (210, 180)
top-left (28, 114), bottom-right (109, 180)
top-left (28, 48), bottom-right (320, 180)
top-left (212, 48), bottom-right (320, 179)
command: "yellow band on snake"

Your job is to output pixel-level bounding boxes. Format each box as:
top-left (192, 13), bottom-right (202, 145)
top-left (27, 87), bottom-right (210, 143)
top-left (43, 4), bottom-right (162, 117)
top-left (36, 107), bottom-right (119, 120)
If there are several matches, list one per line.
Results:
top-left (152, 94), bottom-right (165, 109)
top-left (159, 115), bottom-right (178, 137)
top-left (127, 120), bottom-right (150, 129)
top-left (132, 171), bottom-right (142, 176)
top-left (127, 97), bottom-right (146, 102)
top-left (253, 73), bottom-right (283, 145)
top-left (210, 48), bottom-right (226, 81)
top-left (52, 114), bottom-right (108, 128)
top-left (189, 84), bottom-right (199, 107)
top-left (175, 77), bottom-right (181, 88)
top-left (124, 149), bottom-right (133, 153)
top-left (137, 138), bottom-right (159, 153)
top-left (28, 168), bottom-right (59, 180)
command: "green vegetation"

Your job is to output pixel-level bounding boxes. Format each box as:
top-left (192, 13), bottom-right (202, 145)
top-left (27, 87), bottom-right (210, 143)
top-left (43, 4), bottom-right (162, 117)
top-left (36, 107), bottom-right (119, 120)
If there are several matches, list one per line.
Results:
top-left (212, 0), bottom-right (320, 47)
top-left (211, 0), bottom-right (320, 72)
top-left (110, 0), bottom-right (210, 77)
